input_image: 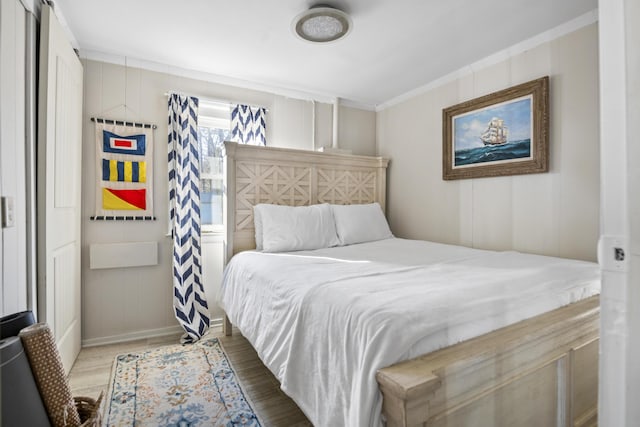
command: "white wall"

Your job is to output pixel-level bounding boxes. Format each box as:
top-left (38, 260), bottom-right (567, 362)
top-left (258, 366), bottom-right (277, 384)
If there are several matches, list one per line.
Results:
top-left (625, 2), bottom-right (640, 423)
top-left (81, 59), bottom-right (376, 344)
top-left (598, 0), bottom-right (640, 425)
top-left (377, 24), bottom-right (599, 262)
top-left (0, 0), bottom-right (28, 316)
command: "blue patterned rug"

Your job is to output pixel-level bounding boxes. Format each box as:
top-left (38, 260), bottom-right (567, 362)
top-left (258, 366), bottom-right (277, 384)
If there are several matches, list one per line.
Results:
top-left (104, 337), bottom-right (262, 426)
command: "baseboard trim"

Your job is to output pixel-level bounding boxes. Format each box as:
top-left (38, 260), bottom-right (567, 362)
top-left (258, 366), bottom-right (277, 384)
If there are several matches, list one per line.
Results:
top-left (81, 317), bottom-right (225, 347)
top-left (210, 317), bottom-right (223, 329)
top-left (82, 325), bottom-right (183, 347)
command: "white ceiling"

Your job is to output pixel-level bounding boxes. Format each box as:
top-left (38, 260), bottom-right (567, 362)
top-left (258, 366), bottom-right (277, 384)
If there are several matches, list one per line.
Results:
top-left (53, 0), bottom-right (597, 109)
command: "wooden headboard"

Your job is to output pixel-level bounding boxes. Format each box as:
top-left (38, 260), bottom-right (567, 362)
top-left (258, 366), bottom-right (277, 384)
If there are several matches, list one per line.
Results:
top-left (222, 141), bottom-right (389, 262)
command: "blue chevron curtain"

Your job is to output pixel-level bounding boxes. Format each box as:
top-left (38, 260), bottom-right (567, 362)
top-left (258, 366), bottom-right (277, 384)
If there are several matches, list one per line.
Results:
top-left (168, 93), bottom-right (210, 343)
top-left (231, 104), bottom-right (266, 146)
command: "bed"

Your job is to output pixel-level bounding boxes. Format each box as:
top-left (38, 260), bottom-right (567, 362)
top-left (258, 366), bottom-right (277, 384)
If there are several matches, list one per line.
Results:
top-left (219, 141), bottom-right (600, 427)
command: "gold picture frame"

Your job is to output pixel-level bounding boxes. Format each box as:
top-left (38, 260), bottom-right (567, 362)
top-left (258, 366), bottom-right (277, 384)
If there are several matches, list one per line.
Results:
top-left (442, 76), bottom-right (549, 180)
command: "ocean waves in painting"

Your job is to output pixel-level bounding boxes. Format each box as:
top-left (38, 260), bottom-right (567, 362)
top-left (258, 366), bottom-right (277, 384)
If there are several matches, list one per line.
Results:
top-left (455, 139), bottom-right (531, 166)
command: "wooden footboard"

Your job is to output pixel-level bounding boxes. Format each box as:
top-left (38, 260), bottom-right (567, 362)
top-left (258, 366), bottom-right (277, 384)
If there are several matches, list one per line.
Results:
top-left (376, 296), bottom-right (599, 427)
top-left (224, 314), bottom-right (232, 336)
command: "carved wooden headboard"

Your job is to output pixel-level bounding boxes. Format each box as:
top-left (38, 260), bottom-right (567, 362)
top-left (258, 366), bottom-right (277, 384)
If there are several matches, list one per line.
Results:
top-left (222, 141), bottom-right (389, 262)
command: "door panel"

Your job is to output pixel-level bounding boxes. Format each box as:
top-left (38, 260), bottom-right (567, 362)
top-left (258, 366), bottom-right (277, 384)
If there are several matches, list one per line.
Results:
top-left (38, 4), bottom-right (83, 373)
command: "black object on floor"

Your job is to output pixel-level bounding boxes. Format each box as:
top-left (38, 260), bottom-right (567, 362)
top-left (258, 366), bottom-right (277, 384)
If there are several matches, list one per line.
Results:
top-left (0, 310), bottom-right (36, 339)
top-left (0, 336), bottom-right (51, 426)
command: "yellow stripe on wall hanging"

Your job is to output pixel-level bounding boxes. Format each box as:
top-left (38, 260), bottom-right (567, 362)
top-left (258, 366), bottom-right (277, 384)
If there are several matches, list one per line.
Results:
top-left (109, 159), bottom-right (118, 181)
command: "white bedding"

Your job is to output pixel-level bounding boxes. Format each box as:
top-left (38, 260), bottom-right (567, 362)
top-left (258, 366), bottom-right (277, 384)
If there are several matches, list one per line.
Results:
top-left (218, 238), bottom-right (600, 427)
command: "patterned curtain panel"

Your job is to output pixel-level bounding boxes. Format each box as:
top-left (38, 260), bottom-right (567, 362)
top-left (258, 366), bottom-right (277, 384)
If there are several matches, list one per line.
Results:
top-left (231, 104), bottom-right (266, 146)
top-left (168, 93), bottom-right (210, 343)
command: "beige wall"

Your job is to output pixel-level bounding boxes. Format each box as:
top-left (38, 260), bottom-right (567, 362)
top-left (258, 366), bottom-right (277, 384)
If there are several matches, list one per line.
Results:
top-left (377, 24), bottom-right (599, 262)
top-left (80, 24), bottom-right (598, 343)
top-left (81, 59), bottom-right (375, 344)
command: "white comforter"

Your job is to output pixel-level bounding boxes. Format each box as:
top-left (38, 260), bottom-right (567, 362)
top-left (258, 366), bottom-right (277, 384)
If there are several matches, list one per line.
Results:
top-left (218, 238), bottom-right (600, 427)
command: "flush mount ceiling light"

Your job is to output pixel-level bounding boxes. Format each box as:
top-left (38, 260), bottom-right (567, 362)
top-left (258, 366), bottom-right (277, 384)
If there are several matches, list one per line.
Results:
top-left (292, 5), bottom-right (352, 43)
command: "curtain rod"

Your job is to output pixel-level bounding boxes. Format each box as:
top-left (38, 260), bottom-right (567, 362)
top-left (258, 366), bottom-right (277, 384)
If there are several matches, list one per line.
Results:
top-left (164, 91), bottom-right (269, 113)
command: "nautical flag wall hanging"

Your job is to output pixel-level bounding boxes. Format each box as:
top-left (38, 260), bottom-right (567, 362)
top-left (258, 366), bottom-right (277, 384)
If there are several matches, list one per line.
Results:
top-left (93, 118), bottom-right (155, 220)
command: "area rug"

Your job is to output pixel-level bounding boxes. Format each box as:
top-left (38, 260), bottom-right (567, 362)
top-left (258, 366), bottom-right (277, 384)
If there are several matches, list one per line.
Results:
top-left (104, 337), bottom-right (262, 426)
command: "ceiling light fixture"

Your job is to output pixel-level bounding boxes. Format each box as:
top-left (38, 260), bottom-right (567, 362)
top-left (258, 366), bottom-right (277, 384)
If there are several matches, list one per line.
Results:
top-left (292, 5), bottom-right (352, 43)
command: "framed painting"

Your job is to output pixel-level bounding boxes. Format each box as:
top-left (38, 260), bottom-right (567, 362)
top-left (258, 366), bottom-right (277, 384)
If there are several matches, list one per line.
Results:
top-left (442, 76), bottom-right (549, 180)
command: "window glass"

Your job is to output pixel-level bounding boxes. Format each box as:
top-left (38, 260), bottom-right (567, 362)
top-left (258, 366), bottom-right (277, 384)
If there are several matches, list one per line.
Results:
top-left (198, 125), bottom-right (229, 230)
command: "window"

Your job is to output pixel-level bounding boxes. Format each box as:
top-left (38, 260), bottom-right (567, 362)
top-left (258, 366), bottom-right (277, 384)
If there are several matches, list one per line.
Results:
top-left (198, 102), bottom-right (230, 232)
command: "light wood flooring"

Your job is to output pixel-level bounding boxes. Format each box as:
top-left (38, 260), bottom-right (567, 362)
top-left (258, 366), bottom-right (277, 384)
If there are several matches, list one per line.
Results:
top-left (68, 326), bottom-right (312, 426)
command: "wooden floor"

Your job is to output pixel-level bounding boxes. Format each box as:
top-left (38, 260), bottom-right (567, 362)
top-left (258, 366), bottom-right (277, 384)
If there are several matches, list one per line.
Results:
top-left (68, 326), bottom-right (312, 426)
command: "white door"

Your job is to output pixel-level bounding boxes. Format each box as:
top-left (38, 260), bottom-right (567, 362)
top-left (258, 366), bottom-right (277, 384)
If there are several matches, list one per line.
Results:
top-left (37, 4), bottom-right (83, 373)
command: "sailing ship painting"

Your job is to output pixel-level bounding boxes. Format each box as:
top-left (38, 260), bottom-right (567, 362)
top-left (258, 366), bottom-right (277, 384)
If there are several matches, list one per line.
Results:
top-left (481, 117), bottom-right (508, 146)
top-left (443, 76), bottom-right (548, 180)
top-left (452, 96), bottom-right (533, 167)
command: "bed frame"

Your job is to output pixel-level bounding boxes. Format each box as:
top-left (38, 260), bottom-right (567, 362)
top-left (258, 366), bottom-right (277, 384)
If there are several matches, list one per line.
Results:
top-left (221, 141), bottom-right (599, 427)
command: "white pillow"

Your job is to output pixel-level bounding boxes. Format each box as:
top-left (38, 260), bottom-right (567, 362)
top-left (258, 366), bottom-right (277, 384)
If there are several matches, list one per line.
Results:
top-left (255, 203), bottom-right (340, 252)
top-left (331, 202), bottom-right (393, 245)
